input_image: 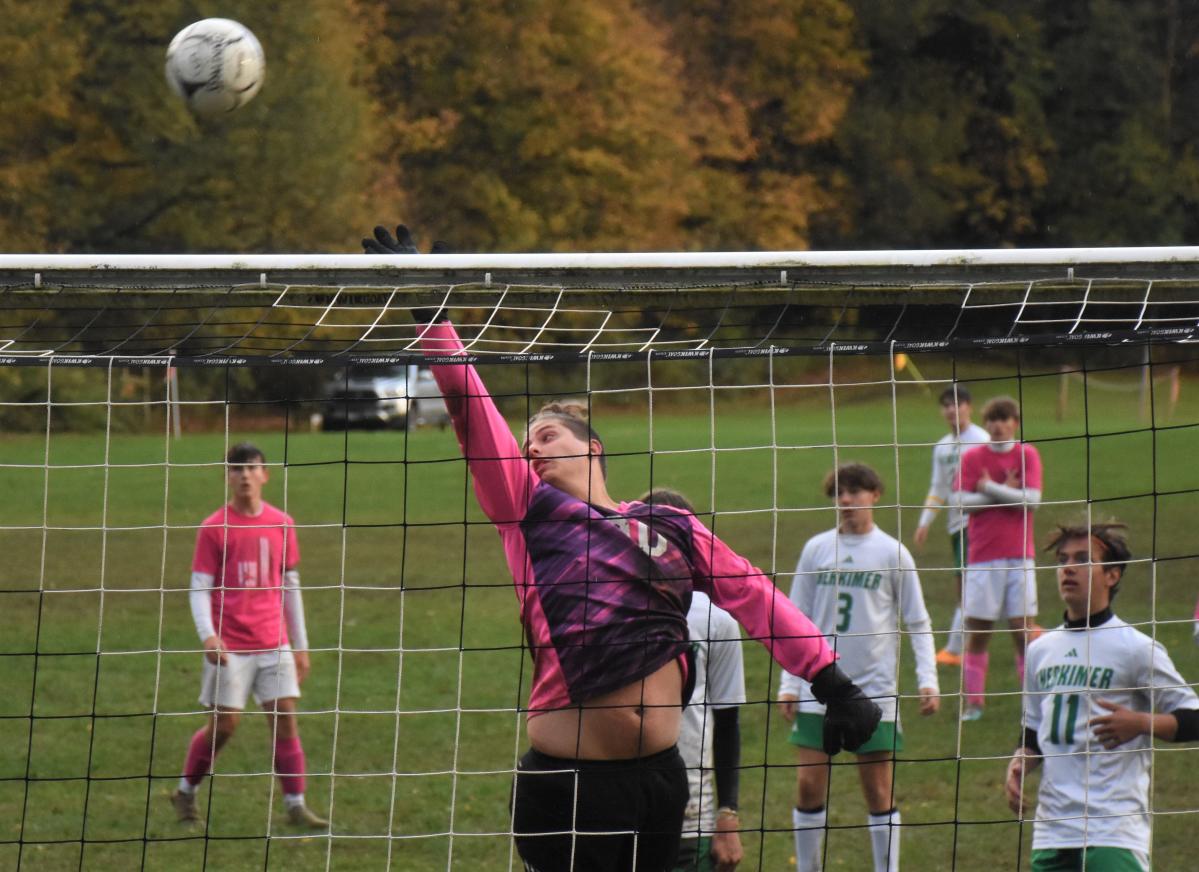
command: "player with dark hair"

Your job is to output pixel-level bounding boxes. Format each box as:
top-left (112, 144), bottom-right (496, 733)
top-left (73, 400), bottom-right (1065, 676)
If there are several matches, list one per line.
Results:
top-left (381, 255), bottom-right (880, 872)
top-left (912, 386), bottom-right (990, 666)
top-left (780, 463), bottom-right (939, 872)
top-left (641, 487), bottom-right (746, 872)
top-left (952, 396), bottom-right (1043, 722)
top-left (170, 443), bottom-right (326, 828)
top-left (1006, 522), bottom-right (1199, 871)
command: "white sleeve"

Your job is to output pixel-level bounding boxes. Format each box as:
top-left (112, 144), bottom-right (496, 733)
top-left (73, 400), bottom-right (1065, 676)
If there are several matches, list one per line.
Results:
top-left (283, 569), bottom-right (310, 651)
top-left (919, 446), bottom-right (949, 528)
top-left (779, 546), bottom-right (815, 699)
top-left (1142, 640), bottom-right (1199, 713)
top-left (981, 481), bottom-right (1042, 507)
top-left (189, 571), bottom-right (217, 643)
top-left (705, 609), bottom-right (747, 709)
top-left (950, 489), bottom-right (993, 511)
top-left (897, 547), bottom-right (938, 693)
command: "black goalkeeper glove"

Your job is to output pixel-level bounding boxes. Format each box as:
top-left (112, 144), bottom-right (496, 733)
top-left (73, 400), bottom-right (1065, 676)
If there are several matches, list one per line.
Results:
top-left (361, 224), bottom-right (453, 323)
top-left (362, 223), bottom-right (452, 256)
top-left (809, 662), bottom-right (882, 756)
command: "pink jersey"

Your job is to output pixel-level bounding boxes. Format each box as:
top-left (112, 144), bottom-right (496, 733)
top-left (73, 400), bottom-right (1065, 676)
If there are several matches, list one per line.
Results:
top-left (958, 442), bottom-right (1042, 562)
top-left (192, 502), bottom-right (300, 653)
top-left (421, 322), bottom-right (835, 716)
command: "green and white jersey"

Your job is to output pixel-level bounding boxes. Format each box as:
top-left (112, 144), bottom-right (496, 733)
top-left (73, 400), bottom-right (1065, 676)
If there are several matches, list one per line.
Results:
top-left (918, 422), bottom-right (990, 535)
top-left (680, 592), bottom-right (745, 838)
top-left (1023, 614), bottom-right (1199, 853)
top-left (779, 526), bottom-right (938, 722)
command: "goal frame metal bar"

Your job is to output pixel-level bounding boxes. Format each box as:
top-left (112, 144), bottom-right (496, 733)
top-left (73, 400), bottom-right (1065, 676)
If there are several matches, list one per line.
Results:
top-left (3, 246), bottom-right (1199, 289)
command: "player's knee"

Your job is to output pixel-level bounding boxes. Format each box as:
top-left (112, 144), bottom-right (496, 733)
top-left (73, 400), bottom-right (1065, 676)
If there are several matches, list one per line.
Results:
top-left (796, 773), bottom-right (828, 808)
top-left (863, 780), bottom-right (893, 813)
top-left (212, 713), bottom-right (240, 744)
top-left (964, 634), bottom-right (989, 654)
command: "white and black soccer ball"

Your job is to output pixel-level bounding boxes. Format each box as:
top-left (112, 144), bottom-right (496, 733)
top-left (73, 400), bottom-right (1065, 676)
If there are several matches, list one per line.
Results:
top-left (165, 18), bottom-right (264, 116)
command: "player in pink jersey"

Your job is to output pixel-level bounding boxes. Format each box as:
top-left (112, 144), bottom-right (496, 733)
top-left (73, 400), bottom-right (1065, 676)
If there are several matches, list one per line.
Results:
top-left (170, 443), bottom-right (326, 829)
top-left (952, 397), bottom-right (1044, 722)
top-left (360, 221), bottom-right (880, 872)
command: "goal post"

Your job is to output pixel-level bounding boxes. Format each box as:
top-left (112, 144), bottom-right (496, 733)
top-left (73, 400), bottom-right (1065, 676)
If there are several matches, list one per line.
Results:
top-left (2, 248), bottom-right (1197, 871)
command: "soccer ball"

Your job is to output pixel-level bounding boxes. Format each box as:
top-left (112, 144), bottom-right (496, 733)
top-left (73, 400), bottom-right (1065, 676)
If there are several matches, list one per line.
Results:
top-left (165, 19), bottom-right (264, 116)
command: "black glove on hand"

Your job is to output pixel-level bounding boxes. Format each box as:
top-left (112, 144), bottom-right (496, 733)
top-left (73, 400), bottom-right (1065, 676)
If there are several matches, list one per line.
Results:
top-left (809, 662), bottom-right (882, 756)
top-left (362, 224), bottom-right (454, 324)
top-left (362, 224), bottom-right (453, 256)
top-left (362, 224), bottom-right (419, 255)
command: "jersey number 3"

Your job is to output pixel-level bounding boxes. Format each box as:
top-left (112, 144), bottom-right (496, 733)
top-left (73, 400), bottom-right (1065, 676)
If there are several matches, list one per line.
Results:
top-left (836, 592), bottom-right (853, 633)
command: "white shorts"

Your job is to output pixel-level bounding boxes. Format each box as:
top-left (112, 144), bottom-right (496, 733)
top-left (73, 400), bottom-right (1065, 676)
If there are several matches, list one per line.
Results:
top-left (963, 558), bottom-right (1038, 621)
top-left (199, 648), bottom-right (300, 710)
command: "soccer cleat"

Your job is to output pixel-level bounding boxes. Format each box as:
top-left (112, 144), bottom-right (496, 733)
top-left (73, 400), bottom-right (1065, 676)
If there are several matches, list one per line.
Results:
top-left (170, 789), bottom-right (200, 824)
top-left (287, 803), bottom-right (329, 829)
top-left (960, 704), bottom-right (984, 723)
top-left (936, 648), bottom-right (963, 667)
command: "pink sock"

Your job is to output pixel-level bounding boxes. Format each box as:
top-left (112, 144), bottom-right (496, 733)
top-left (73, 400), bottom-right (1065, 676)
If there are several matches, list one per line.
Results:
top-left (273, 736), bottom-right (306, 796)
top-left (184, 727), bottom-right (217, 787)
top-left (963, 652), bottom-right (989, 707)
top-left (1015, 651), bottom-right (1026, 685)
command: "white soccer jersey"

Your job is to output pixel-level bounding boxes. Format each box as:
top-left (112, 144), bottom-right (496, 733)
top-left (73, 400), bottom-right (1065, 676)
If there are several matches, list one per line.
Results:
top-left (779, 526), bottom-right (938, 722)
top-left (919, 422), bottom-right (990, 535)
top-left (680, 592), bottom-right (746, 838)
top-left (1023, 614), bottom-right (1199, 853)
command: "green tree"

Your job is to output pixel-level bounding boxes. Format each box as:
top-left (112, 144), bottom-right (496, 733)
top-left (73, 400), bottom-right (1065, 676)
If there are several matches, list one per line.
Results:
top-left (647, 0), bottom-right (866, 249)
top-left (1035, 0), bottom-right (1199, 245)
top-left (828, 0), bottom-right (1052, 248)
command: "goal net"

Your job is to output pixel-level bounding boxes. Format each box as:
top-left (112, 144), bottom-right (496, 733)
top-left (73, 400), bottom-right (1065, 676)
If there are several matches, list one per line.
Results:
top-left (2, 249), bottom-right (1197, 871)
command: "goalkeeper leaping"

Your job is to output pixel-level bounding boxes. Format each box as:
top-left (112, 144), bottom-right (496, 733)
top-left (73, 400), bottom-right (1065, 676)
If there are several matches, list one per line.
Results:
top-left (170, 443), bottom-right (327, 829)
top-left (364, 224), bottom-right (881, 872)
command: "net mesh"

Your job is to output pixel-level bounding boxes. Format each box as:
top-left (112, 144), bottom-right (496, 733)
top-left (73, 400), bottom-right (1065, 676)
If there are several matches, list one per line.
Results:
top-left (2, 255), bottom-right (1198, 870)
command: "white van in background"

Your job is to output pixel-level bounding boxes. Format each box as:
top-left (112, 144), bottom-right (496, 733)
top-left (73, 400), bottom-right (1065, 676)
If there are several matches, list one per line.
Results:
top-left (319, 366), bottom-right (448, 430)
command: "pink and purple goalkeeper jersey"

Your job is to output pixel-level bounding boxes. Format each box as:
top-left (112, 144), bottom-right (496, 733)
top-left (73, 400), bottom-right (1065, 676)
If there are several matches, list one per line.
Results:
top-left (192, 502), bottom-right (300, 653)
top-left (421, 322), bottom-right (835, 716)
top-left (958, 442), bottom-right (1043, 562)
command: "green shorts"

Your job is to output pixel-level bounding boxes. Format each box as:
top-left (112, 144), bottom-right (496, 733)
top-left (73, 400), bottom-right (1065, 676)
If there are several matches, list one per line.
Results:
top-left (673, 836), bottom-right (713, 872)
top-left (951, 529), bottom-right (968, 575)
top-left (1030, 847), bottom-right (1148, 871)
top-left (788, 712), bottom-right (903, 755)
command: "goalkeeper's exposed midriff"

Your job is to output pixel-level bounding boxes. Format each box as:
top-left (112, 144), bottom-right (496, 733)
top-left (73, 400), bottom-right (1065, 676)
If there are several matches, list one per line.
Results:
top-left (530, 659), bottom-right (685, 759)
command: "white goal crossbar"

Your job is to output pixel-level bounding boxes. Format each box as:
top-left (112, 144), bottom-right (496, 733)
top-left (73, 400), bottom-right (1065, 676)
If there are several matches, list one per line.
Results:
top-left (4, 246), bottom-right (1199, 288)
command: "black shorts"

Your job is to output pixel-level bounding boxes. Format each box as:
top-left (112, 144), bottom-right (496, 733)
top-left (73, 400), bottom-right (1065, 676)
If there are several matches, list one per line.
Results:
top-left (512, 745), bottom-right (689, 872)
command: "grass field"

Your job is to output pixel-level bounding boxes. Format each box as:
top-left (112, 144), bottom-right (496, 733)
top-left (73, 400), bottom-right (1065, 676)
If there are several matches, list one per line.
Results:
top-left (2, 354), bottom-right (1198, 871)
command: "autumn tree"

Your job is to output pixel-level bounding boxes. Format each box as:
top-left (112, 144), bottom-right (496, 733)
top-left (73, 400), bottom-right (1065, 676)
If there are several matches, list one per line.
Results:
top-left (645, 0), bottom-right (866, 249)
top-left (0, 0), bottom-right (85, 250)
top-left (0, 0), bottom-right (387, 254)
top-left (363, 0), bottom-right (707, 251)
